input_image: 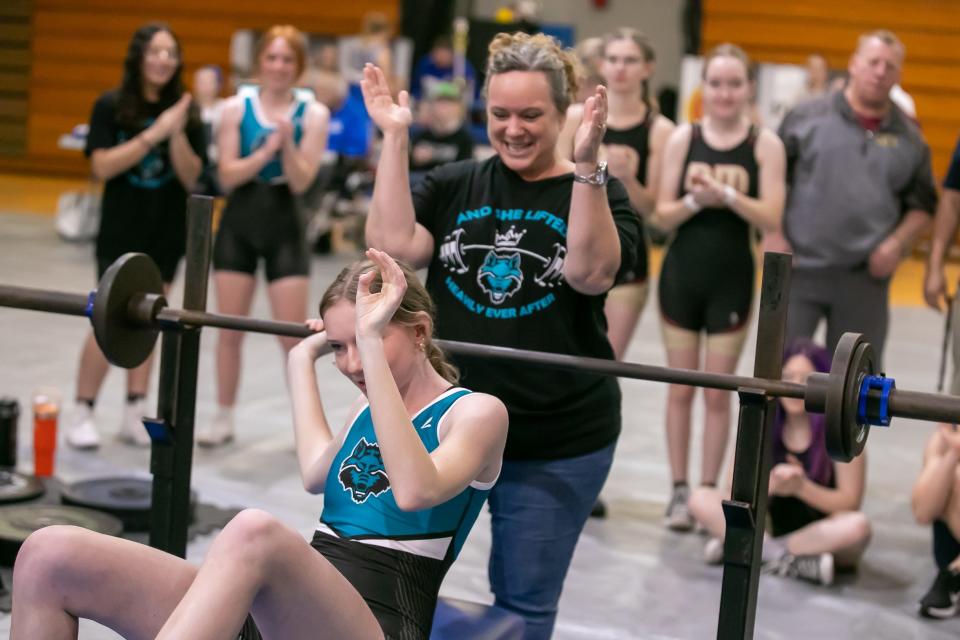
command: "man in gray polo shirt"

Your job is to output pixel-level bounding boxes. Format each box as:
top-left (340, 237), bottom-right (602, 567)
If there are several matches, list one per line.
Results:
top-left (774, 29), bottom-right (937, 366)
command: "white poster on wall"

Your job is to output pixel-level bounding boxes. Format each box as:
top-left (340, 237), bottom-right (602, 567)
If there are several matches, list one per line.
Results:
top-left (755, 63), bottom-right (807, 131)
top-left (678, 55), bottom-right (704, 125)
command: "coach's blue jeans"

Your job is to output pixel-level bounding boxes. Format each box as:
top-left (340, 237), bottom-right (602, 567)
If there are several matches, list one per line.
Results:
top-left (488, 442), bottom-right (617, 639)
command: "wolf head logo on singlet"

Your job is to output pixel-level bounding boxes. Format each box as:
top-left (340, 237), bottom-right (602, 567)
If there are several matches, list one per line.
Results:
top-left (338, 438), bottom-right (391, 504)
top-left (477, 251), bottom-right (522, 303)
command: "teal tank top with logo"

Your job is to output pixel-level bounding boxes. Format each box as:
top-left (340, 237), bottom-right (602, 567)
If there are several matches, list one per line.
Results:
top-left (318, 387), bottom-right (495, 561)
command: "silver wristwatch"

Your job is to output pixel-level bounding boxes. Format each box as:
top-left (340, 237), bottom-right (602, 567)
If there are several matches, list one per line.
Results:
top-left (573, 161), bottom-right (608, 186)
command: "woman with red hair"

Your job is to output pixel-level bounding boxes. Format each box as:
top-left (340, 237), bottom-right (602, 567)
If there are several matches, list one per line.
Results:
top-left (203, 25), bottom-right (330, 445)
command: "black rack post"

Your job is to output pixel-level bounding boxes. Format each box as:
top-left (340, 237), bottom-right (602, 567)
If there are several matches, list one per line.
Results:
top-left (717, 252), bottom-right (791, 639)
top-left (148, 196), bottom-right (213, 556)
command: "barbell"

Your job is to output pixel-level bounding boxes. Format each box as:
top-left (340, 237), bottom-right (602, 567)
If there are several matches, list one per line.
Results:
top-left (2, 252), bottom-right (960, 462)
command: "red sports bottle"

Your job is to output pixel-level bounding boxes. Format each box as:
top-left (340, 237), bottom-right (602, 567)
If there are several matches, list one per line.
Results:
top-left (32, 389), bottom-right (59, 477)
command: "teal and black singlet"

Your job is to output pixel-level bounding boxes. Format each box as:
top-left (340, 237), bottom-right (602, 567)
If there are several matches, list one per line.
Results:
top-left (241, 387), bottom-right (495, 640)
top-left (315, 387), bottom-right (494, 639)
top-left (213, 87), bottom-right (313, 281)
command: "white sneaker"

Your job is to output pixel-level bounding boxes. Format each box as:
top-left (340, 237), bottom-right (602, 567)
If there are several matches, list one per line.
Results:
top-left (117, 399), bottom-right (151, 447)
top-left (704, 537), bottom-right (724, 565)
top-left (197, 408), bottom-right (235, 447)
top-left (763, 552), bottom-right (834, 586)
top-left (65, 404), bottom-right (100, 450)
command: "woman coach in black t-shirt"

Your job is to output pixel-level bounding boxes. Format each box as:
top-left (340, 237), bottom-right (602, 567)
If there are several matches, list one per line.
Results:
top-left (64, 23), bottom-right (205, 450)
top-left (363, 32), bottom-right (640, 640)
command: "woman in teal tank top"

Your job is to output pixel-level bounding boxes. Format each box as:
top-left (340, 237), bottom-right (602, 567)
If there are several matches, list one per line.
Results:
top-left (202, 25), bottom-right (331, 447)
top-left (10, 250), bottom-right (508, 640)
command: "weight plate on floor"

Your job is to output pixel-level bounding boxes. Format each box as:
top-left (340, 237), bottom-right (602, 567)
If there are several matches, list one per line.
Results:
top-left (62, 476), bottom-right (196, 532)
top-left (0, 504), bottom-right (123, 566)
top-left (0, 470), bottom-right (44, 504)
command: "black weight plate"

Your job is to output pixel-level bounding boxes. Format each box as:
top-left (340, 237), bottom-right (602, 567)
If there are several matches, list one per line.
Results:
top-left (826, 333), bottom-right (861, 462)
top-left (0, 504), bottom-right (123, 566)
top-left (92, 253), bottom-right (164, 369)
top-left (843, 341), bottom-right (875, 461)
top-left (62, 476), bottom-right (197, 532)
top-left (0, 470), bottom-right (44, 504)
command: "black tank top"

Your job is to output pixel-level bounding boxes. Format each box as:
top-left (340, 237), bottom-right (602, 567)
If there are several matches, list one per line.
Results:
top-left (602, 108), bottom-right (653, 283)
top-left (672, 123), bottom-right (759, 265)
top-left (603, 108), bottom-right (652, 185)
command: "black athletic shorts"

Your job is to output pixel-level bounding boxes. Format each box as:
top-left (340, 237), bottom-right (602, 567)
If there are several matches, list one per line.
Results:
top-left (768, 495), bottom-right (826, 538)
top-left (239, 531), bottom-right (445, 640)
top-left (658, 246), bottom-right (753, 333)
top-left (617, 227), bottom-right (650, 285)
top-left (214, 181), bottom-right (310, 281)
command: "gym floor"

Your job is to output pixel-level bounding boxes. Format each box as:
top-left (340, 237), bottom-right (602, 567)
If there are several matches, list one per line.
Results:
top-left (0, 176), bottom-right (958, 639)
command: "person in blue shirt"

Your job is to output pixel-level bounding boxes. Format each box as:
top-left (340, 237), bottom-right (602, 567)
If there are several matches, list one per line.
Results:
top-left (10, 249), bottom-right (508, 640)
top-left (410, 35), bottom-right (478, 106)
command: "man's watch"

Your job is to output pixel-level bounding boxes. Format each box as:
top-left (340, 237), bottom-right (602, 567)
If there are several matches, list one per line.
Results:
top-left (573, 161), bottom-right (608, 187)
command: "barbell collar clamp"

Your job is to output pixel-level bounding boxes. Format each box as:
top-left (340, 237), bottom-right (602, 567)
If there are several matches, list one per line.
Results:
top-left (859, 375), bottom-right (895, 427)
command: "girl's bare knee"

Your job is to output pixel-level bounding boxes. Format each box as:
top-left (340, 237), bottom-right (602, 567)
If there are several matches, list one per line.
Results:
top-left (703, 388), bottom-right (730, 412)
top-left (687, 487), bottom-right (712, 519)
top-left (219, 329), bottom-right (246, 349)
top-left (278, 335), bottom-right (300, 353)
top-left (215, 509), bottom-right (292, 569)
top-left (14, 526), bottom-right (87, 593)
top-left (668, 384), bottom-right (696, 405)
top-left (845, 511), bottom-right (872, 547)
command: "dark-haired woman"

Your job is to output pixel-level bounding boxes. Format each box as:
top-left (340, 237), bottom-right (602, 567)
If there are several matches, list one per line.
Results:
top-left (559, 30), bottom-right (672, 520)
top-left (560, 29), bottom-right (673, 360)
top-left (64, 23), bottom-right (205, 450)
top-left (687, 341), bottom-right (871, 586)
